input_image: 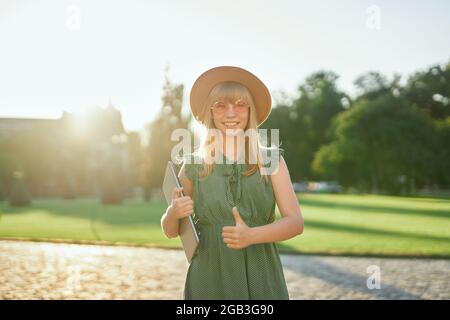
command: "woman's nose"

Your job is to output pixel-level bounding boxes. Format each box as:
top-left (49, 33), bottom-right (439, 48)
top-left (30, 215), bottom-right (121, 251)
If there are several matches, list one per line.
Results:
top-left (225, 104), bottom-right (237, 116)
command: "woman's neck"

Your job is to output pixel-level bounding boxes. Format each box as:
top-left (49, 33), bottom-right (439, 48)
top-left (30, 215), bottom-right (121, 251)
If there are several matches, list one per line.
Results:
top-left (221, 136), bottom-right (242, 161)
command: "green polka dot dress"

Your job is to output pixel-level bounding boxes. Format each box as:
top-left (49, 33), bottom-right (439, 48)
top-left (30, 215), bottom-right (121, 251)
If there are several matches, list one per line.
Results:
top-left (182, 149), bottom-right (289, 300)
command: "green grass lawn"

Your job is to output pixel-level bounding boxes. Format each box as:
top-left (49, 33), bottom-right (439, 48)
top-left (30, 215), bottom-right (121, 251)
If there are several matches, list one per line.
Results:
top-left (0, 194), bottom-right (449, 258)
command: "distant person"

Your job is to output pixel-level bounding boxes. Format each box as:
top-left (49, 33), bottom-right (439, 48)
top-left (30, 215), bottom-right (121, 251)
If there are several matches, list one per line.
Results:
top-left (161, 66), bottom-right (304, 300)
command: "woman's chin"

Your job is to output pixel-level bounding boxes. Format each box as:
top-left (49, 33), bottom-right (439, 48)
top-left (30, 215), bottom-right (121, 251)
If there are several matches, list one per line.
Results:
top-left (223, 127), bottom-right (244, 136)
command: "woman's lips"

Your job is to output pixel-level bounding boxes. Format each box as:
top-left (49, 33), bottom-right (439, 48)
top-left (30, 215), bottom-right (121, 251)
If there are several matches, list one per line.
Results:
top-left (223, 121), bottom-right (240, 128)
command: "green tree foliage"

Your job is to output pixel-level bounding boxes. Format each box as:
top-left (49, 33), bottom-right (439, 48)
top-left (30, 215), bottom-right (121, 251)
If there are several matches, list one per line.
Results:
top-left (262, 71), bottom-right (349, 181)
top-left (403, 61), bottom-right (450, 120)
top-left (433, 116), bottom-right (450, 186)
top-left (353, 71), bottom-right (400, 101)
top-left (313, 92), bottom-right (438, 194)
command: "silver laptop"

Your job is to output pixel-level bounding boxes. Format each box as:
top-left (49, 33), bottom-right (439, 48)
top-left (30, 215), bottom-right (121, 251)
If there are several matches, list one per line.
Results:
top-left (162, 161), bottom-right (200, 264)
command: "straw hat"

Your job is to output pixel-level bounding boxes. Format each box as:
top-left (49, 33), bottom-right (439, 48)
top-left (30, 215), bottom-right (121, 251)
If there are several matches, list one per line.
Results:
top-left (189, 65), bottom-right (272, 126)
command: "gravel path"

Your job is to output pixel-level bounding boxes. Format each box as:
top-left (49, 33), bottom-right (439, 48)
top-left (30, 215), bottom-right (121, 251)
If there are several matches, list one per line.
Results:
top-left (0, 240), bottom-right (448, 300)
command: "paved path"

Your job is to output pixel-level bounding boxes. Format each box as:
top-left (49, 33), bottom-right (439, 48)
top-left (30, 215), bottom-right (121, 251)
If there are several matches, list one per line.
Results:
top-left (0, 240), bottom-right (448, 300)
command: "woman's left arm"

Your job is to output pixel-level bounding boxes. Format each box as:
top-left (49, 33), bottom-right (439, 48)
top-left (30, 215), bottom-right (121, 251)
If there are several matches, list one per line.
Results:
top-left (248, 156), bottom-right (304, 245)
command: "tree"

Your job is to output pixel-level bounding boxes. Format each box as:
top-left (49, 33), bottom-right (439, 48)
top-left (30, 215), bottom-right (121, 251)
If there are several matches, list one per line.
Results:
top-left (433, 116), bottom-right (450, 186)
top-left (262, 71), bottom-right (349, 182)
top-left (403, 61), bottom-right (450, 120)
top-left (141, 66), bottom-right (191, 200)
top-left (313, 92), bottom-right (439, 194)
top-left (354, 71), bottom-right (399, 101)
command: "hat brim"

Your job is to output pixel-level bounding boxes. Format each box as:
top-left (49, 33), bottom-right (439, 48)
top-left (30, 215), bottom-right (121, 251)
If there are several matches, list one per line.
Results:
top-left (189, 66), bottom-right (272, 126)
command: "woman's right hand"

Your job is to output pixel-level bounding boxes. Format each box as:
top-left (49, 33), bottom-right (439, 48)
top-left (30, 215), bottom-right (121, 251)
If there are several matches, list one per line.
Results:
top-left (168, 187), bottom-right (194, 220)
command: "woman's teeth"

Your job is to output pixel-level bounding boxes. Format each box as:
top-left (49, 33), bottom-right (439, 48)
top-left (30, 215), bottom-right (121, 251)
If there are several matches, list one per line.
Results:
top-left (223, 122), bottom-right (239, 127)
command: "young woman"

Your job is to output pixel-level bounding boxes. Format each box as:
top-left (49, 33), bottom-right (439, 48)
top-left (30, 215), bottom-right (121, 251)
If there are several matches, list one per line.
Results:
top-left (161, 66), bottom-right (304, 300)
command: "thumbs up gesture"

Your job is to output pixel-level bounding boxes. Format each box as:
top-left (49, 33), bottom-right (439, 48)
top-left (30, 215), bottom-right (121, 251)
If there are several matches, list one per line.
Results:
top-left (222, 207), bottom-right (252, 249)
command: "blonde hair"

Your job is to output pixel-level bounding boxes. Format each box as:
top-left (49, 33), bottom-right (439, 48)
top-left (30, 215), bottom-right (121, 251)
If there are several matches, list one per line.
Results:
top-left (192, 81), bottom-right (275, 184)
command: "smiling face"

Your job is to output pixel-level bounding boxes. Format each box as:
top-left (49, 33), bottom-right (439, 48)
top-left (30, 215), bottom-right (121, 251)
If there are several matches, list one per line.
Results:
top-left (211, 98), bottom-right (249, 136)
top-left (205, 81), bottom-right (255, 137)
top-left (199, 81), bottom-right (263, 167)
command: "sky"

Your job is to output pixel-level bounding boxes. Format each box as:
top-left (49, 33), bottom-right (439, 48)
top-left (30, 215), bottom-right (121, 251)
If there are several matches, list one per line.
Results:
top-left (0, 0), bottom-right (449, 132)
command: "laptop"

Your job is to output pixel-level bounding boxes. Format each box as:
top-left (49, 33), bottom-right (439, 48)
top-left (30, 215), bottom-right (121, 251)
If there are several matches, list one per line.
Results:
top-left (162, 161), bottom-right (200, 264)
